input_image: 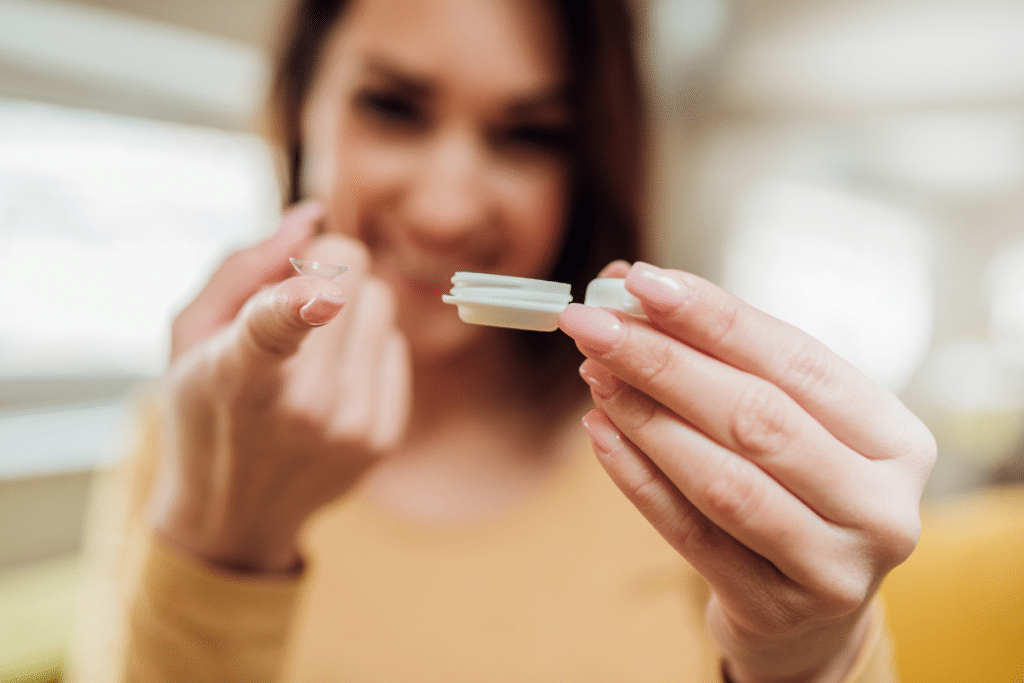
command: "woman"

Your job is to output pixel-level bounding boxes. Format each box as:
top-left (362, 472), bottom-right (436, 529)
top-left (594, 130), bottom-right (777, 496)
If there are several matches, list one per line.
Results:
top-left (78, 0), bottom-right (935, 680)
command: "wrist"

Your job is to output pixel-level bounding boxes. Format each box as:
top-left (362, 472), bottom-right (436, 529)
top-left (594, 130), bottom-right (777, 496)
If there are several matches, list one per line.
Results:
top-left (156, 521), bottom-right (305, 575)
top-left (152, 492), bottom-right (306, 575)
top-left (720, 606), bottom-right (875, 683)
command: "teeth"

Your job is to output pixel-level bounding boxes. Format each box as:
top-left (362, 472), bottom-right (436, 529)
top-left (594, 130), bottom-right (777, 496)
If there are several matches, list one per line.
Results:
top-left (442, 272), bottom-right (573, 332)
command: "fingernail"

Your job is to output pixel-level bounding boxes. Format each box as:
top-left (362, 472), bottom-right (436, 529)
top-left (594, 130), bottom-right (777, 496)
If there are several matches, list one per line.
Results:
top-left (582, 409), bottom-right (624, 457)
top-left (628, 262), bottom-right (689, 312)
top-left (558, 303), bottom-right (624, 354)
top-left (579, 359), bottom-right (621, 399)
top-left (299, 292), bottom-right (344, 325)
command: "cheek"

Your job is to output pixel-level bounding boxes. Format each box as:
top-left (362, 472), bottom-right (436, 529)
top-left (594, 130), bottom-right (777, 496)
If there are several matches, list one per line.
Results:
top-left (326, 127), bottom-right (419, 239)
top-left (502, 163), bottom-right (572, 274)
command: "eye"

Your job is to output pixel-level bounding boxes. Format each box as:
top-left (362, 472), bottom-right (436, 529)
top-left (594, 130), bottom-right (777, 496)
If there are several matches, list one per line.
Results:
top-left (355, 89), bottom-right (426, 128)
top-left (499, 124), bottom-right (572, 154)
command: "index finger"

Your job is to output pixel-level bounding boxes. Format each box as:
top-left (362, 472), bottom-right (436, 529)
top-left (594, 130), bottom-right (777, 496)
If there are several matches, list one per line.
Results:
top-left (172, 201), bottom-right (323, 359)
top-left (624, 262), bottom-right (929, 461)
top-left (228, 275), bottom-right (346, 381)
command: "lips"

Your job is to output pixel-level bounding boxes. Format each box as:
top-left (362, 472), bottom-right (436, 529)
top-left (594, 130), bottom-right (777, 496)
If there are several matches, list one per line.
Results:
top-left (363, 218), bottom-right (504, 294)
top-left (374, 250), bottom-right (467, 299)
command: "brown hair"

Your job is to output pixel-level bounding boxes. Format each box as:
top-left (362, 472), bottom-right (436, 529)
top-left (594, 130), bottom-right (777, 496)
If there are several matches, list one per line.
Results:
top-left (265, 0), bottom-right (646, 385)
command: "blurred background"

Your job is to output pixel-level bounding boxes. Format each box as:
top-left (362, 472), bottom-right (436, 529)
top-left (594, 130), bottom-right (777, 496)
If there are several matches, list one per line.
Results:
top-left (0, 0), bottom-right (1022, 681)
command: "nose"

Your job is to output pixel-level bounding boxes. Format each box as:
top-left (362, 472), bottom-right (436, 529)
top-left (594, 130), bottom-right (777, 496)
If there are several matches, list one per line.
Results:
top-left (403, 127), bottom-right (489, 246)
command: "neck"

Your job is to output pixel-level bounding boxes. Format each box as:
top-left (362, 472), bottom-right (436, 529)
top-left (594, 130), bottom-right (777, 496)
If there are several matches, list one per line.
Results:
top-left (360, 329), bottom-right (589, 525)
top-left (407, 329), bottom-right (563, 437)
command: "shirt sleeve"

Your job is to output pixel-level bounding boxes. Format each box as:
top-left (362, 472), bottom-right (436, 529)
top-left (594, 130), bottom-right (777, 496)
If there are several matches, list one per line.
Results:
top-left (125, 534), bottom-right (301, 683)
top-left (71, 393), bottom-right (302, 683)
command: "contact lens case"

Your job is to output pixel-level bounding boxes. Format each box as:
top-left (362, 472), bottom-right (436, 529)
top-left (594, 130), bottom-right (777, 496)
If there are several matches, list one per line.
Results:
top-left (583, 278), bottom-right (647, 320)
top-left (443, 272), bottom-right (647, 331)
top-left (443, 272), bottom-right (573, 331)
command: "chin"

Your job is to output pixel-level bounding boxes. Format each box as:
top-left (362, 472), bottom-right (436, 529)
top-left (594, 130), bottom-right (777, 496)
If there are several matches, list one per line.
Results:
top-left (398, 301), bottom-right (493, 366)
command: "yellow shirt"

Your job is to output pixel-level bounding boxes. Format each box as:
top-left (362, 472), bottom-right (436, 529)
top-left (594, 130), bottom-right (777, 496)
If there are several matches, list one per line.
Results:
top-left (75, 398), bottom-right (895, 683)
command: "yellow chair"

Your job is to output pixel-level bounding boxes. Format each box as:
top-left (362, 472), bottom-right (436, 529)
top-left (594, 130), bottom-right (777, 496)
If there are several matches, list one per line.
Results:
top-left (882, 485), bottom-right (1024, 683)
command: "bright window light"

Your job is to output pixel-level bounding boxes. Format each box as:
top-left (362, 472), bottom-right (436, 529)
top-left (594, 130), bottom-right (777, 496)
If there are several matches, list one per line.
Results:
top-left (986, 239), bottom-right (1024, 367)
top-left (722, 178), bottom-right (933, 393)
top-left (0, 99), bottom-right (280, 377)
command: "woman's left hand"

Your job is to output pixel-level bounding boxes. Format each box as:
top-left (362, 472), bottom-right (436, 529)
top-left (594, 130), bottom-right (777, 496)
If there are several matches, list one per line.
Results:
top-left (558, 261), bottom-right (935, 683)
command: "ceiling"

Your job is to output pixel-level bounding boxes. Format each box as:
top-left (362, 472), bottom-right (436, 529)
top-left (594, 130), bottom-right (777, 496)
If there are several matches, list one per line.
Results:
top-left (2, 0), bottom-right (1022, 132)
top-left (0, 0), bottom-right (287, 130)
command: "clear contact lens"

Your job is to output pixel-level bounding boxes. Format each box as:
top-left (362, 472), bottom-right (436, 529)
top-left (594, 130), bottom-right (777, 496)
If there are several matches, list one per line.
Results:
top-left (290, 258), bottom-right (348, 279)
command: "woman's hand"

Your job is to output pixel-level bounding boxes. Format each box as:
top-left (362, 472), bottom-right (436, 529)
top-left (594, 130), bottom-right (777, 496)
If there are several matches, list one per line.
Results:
top-left (558, 261), bottom-right (935, 683)
top-left (151, 202), bottom-right (411, 574)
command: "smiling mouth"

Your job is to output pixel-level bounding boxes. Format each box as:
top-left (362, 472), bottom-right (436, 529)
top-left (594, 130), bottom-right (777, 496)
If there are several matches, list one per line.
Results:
top-left (366, 223), bottom-right (502, 293)
top-left (378, 246), bottom-right (499, 292)
top-left (376, 255), bottom-right (463, 297)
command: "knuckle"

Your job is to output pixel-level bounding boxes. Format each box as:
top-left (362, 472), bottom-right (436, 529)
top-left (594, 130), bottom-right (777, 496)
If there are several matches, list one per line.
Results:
top-left (245, 315), bottom-right (294, 357)
top-left (705, 298), bottom-right (741, 348)
top-left (674, 506), bottom-right (726, 558)
top-left (243, 295), bottom-right (305, 358)
top-left (702, 458), bottom-right (762, 527)
top-left (632, 333), bottom-right (681, 388)
top-left (810, 572), bottom-right (871, 617)
top-left (866, 507), bottom-right (922, 569)
top-left (627, 466), bottom-right (670, 514)
top-left (798, 535), bottom-right (878, 616)
top-left (759, 588), bottom-right (818, 633)
top-left (903, 422), bottom-right (938, 475)
top-left (730, 382), bottom-right (792, 458)
top-left (775, 337), bottom-right (833, 396)
top-left (614, 388), bottom-right (662, 435)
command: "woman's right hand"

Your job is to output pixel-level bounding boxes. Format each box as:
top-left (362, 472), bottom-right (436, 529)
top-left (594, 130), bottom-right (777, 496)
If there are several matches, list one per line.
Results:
top-left (150, 202), bottom-right (411, 574)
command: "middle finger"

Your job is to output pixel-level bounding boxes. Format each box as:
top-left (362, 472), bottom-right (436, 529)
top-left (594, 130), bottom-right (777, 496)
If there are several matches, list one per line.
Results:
top-left (562, 305), bottom-right (879, 527)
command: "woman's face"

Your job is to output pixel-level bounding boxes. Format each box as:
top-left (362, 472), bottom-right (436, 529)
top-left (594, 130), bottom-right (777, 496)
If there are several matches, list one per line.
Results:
top-left (303, 0), bottom-right (573, 362)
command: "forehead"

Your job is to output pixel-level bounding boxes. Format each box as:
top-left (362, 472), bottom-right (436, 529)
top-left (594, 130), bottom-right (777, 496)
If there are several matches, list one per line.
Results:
top-left (330, 0), bottom-right (568, 95)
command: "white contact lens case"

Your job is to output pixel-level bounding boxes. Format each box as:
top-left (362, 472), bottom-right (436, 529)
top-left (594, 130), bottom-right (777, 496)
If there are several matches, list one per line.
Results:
top-left (443, 272), bottom-right (646, 331)
top-left (443, 272), bottom-right (573, 331)
top-left (583, 278), bottom-right (647, 320)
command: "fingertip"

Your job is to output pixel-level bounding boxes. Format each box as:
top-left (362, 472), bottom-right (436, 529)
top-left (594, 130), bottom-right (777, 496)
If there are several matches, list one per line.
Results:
top-left (578, 358), bottom-right (621, 400)
top-left (581, 408), bottom-right (624, 458)
top-left (283, 199), bottom-right (326, 226)
top-left (624, 262), bottom-right (691, 312)
top-left (598, 259), bottom-right (632, 279)
top-left (274, 201), bottom-right (325, 248)
top-left (581, 406), bottom-right (606, 430)
top-left (303, 232), bottom-right (372, 279)
top-left (241, 276), bottom-right (345, 359)
top-left (557, 303), bottom-right (624, 355)
top-left (299, 291), bottom-right (346, 326)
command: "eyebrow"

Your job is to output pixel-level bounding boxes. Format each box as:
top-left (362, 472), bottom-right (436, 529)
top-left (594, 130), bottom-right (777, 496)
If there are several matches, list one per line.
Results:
top-left (362, 57), bottom-right (435, 99)
top-left (361, 55), bottom-right (570, 116)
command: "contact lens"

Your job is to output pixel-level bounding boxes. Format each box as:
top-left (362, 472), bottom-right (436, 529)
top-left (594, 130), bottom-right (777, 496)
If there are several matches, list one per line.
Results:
top-left (290, 258), bottom-right (347, 279)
